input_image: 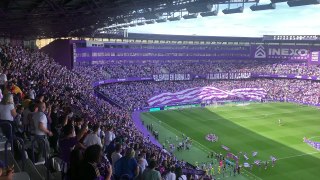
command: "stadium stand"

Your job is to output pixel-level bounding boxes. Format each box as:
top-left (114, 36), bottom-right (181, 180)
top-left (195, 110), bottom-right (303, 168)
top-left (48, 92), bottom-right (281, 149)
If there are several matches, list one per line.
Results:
top-left (0, 44), bottom-right (203, 180)
top-left (1, 40), bottom-right (320, 180)
top-left (1, 0), bottom-right (320, 180)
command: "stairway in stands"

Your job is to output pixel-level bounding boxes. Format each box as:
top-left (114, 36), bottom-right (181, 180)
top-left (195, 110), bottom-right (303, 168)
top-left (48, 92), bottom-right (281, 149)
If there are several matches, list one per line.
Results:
top-left (0, 132), bottom-right (62, 180)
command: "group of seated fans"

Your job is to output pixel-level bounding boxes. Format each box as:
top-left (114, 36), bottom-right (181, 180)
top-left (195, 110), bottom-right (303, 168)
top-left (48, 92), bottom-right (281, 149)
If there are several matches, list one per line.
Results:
top-left (0, 45), bottom-right (198, 180)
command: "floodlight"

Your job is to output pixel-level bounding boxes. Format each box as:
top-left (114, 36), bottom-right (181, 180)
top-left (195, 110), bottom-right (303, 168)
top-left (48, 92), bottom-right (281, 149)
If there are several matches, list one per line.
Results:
top-left (168, 16), bottom-right (181, 21)
top-left (155, 18), bottom-right (167, 23)
top-left (182, 14), bottom-right (198, 19)
top-left (222, 7), bottom-right (244, 14)
top-left (250, 3), bottom-right (276, 11)
top-left (200, 10), bottom-right (218, 17)
top-left (287, 0), bottom-right (320, 7)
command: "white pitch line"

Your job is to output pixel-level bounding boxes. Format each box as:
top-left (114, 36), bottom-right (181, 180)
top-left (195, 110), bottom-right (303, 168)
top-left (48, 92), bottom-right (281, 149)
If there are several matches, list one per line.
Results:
top-left (147, 113), bottom-right (263, 180)
top-left (276, 151), bottom-right (320, 161)
top-left (206, 109), bottom-right (312, 122)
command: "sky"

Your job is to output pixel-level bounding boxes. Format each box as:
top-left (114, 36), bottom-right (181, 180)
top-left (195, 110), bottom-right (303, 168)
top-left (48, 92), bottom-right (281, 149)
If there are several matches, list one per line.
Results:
top-left (127, 0), bottom-right (320, 37)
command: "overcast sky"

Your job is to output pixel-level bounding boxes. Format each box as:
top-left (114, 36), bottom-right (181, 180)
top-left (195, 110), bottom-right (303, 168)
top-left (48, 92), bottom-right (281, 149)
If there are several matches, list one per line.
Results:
top-left (127, 0), bottom-right (320, 37)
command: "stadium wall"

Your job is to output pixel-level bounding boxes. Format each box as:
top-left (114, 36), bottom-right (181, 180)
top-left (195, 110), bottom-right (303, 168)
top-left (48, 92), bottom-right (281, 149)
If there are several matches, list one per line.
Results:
top-left (41, 39), bottom-right (73, 69)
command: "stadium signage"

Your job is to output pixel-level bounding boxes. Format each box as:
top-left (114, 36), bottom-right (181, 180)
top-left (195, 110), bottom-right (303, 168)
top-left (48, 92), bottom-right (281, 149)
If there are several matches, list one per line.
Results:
top-left (153, 74), bottom-right (192, 81)
top-left (206, 72), bottom-right (251, 80)
top-left (251, 73), bottom-right (320, 81)
top-left (251, 45), bottom-right (311, 60)
top-left (268, 48), bottom-right (308, 56)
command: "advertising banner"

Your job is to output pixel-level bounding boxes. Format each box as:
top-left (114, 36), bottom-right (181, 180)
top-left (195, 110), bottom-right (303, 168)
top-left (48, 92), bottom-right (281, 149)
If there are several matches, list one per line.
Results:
top-left (153, 74), bottom-right (192, 81)
top-left (206, 72), bottom-right (251, 80)
top-left (251, 73), bottom-right (320, 81)
top-left (251, 45), bottom-right (312, 61)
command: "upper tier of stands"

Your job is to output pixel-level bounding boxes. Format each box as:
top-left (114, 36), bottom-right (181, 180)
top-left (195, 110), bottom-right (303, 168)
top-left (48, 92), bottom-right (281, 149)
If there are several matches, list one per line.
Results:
top-left (74, 60), bottom-right (320, 82)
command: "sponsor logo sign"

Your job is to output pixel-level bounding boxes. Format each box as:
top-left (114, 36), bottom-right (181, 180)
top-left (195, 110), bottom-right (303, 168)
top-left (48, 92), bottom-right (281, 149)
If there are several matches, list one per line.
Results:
top-left (251, 45), bottom-right (310, 60)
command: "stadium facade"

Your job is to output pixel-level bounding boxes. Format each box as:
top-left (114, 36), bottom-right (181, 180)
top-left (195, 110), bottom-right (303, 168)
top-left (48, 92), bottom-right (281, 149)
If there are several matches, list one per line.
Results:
top-left (40, 33), bottom-right (320, 70)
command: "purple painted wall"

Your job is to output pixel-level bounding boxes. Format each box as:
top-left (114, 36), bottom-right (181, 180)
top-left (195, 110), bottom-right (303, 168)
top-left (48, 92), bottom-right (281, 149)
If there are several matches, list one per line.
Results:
top-left (41, 39), bottom-right (73, 69)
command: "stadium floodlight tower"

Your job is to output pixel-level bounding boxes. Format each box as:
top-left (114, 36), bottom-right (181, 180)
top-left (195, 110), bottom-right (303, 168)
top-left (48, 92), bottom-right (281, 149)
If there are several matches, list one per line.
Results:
top-left (250, 3), bottom-right (276, 11)
top-left (287, 0), bottom-right (320, 7)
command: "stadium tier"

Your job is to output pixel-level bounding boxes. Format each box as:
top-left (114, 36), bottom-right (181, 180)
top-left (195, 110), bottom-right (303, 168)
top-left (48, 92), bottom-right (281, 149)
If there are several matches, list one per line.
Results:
top-left (1, 34), bottom-right (320, 180)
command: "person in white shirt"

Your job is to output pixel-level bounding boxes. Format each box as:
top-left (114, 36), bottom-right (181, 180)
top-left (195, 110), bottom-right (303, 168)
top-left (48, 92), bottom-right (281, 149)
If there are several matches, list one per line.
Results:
top-left (111, 143), bottom-right (122, 173)
top-left (28, 88), bottom-right (36, 100)
top-left (33, 102), bottom-right (53, 162)
top-left (138, 153), bottom-right (148, 173)
top-left (83, 124), bottom-right (102, 147)
top-left (0, 93), bottom-right (16, 121)
top-left (0, 71), bottom-right (7, 91)
top-left (104, 126), bottom-right (116, 147)
top-left (165, 167), bottom-right (176, 180)
top-left (33, 102), bottom-right (52, 136)
top-left (0, 93), bottom-right (17, 139)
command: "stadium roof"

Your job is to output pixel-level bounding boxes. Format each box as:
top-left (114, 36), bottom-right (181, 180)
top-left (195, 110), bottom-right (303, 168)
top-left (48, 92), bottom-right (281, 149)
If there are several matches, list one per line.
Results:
top-left (0, 0), bottom-right (280, 39)
top-left (127, 33), bottom-right (262, 42)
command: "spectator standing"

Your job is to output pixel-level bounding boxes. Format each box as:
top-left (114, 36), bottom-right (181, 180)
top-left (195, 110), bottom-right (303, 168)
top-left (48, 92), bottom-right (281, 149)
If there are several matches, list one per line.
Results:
top-left (164, 167), bottom-right (176, 180)
top-left (104, 126), bottom-right (116, 147)
top-left (142, 159), bottom-right (161, 180)
top-left (0, 93), bottom-right (17, 139)
top-left (114, 148), bottom-right (139, 180)
top-left (78, 144), bottom-right (112, 180)
top-left (111, 143), bottom-right (122, 172)
top-left (33, 102), bottom-right (53, 162)
top-left (83, 124), bottom-right (103, 147)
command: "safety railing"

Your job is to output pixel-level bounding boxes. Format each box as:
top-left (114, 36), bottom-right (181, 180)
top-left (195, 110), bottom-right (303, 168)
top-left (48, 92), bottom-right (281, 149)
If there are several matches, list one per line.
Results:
top-left (31, 136), bottom-right (49, 180)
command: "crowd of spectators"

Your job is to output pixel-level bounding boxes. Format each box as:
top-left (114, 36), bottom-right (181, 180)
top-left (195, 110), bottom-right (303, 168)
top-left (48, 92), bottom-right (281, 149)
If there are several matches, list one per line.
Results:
top-left (74, 60), bottom-right (320, 82)
top-left (0, 45), bottom-right (199, 180)
top-left (2, 43), bottom-right (320, 180)
top-left (99, 79), bottom-right (320, 110)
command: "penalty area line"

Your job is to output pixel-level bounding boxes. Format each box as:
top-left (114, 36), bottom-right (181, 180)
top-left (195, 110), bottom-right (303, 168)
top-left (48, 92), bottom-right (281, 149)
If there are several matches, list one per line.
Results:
top-left (276, 151), bottom-right (320, 161)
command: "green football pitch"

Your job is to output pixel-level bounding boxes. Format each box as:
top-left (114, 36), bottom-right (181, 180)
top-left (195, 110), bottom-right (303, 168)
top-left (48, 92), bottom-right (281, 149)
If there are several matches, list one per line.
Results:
top-left (140, 102), bottom-right (320, 180)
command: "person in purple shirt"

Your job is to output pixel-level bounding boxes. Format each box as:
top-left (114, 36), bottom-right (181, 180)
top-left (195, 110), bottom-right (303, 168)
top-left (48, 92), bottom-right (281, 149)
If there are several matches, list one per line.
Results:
top-left (59, 122), bottom-right (87, 164)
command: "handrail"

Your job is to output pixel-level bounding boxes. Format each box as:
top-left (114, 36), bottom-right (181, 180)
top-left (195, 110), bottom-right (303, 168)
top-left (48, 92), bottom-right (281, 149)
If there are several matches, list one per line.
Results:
top-left (31, 136), bottom-right (50, 180)
top-left (0, 121), bottom-right (14, 167)
top-left (15, 137), bottom-right (26, 171)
